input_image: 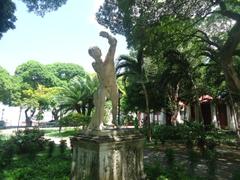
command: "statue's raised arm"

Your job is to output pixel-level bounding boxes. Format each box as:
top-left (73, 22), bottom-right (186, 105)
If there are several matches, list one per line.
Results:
top-left (100, 31), bottom-right (117, 64)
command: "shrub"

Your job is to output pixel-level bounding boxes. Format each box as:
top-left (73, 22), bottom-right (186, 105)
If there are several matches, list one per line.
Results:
top-left (152, 121), bottom-right (222, 152)
top-left (11, 128), bottom-right (46, 155)
top-left (59, 113), bottom-right (91, 128)
top-left (47, 141), bottom-right (55, 158)
top-left (205, 150), bottom-right (217, 179)
top-left (145, 157), bottom-right (192, 180)
top-left (59, 140), bottom-right (67, 155)
top-left (0, 138), bottom-right (16, 169)
top-left (165, 148), bottom-right (175, 167)
top-left (2, 152), bottom-right (71, 179)
top-left (152, 124), bottom-right (188, 144)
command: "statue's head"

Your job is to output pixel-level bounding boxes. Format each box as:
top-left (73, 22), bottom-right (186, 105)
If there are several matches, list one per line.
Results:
top-left (88, 46), bottom-right (102, 61)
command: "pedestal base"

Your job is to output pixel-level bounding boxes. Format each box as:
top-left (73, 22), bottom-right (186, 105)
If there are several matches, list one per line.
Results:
top-left (70, 129), bottom-right (145, 180)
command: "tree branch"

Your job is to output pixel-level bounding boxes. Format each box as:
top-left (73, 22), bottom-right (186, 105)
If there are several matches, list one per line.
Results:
top-left (195, 30), bottom-right (221, 49)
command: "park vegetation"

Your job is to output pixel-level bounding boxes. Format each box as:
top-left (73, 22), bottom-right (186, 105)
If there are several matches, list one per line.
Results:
top-left (0, 0), bottom-right (240, 179)
top-left (0, 60), bottom-right (97, 127)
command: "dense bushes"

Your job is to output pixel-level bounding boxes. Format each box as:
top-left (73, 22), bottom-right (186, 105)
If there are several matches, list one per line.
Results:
top-left (59, 112), bottom-right (90, 128)
top-left (152, 122), bottom-right (223, 151)
top-left (0, 128), bottom-right (46, 169)
top-left (0, 128), bottom-right (71, 179)
top-left (1, 150), bottom-right (71, 179)
top-left (0, 138), bottom-right (16, 169)
top-left (144, 122), bottom-right (240, 179)
top-left (12, 128), bottom-right (46, 155)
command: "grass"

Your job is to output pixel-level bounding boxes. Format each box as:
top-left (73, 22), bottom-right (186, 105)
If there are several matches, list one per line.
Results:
top-left (43, 127), bottom-right (80, 138)
top-left (0, 148), bottom-right (71, 180)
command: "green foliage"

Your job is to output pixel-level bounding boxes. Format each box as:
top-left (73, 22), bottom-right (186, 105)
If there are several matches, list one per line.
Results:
top-left (0, 128), bottom-right (47, 169)
top-left (59, 112), bottom-right (90, 128)
top-left (0, 130), bottom-right (71, 179)
top-left (116, 53), bottom-right (150, 112)
top-left (187, 149), bottom-right (199, 176)
top-left (232, 169), bottom-right (240, 180)
top-left (205, 150), bottom-right (217, 179)
top-left (46, 63), bottom-right (86, 83)
top-left (97, 0), bottom-right (240, 96)
top-left (1, 149), bottom-right (71, 179)
top-left (21, 0), bottom-right (68, 16)
top-left (0, 0), bottom-right (16, 39)
top-left (152, 122), bottom-right (222, 152)
top-left (59, 140), bottom-right (67, 155)
top-left (13, 61), bottom-right (91, 125)
top-left (15, 60), bottom-right (59, 89)
top-left (44, 128), bottom-right (78, 137)
top-left (47, 141), bottom-right (55, 158)
top-left (0, 66), bottom-right (20, 105)
top-left (165, 148), bottom-right (175, 167)
top-left (152, 124), bottom-right (186, 144)
top-left (11, 128), bottom-right (46, 155)
top-left (0, 138), bottom-right (16, 169)
top-left (56, 75), bottom-right (97, 115)
top-left (145, 152), bottom-right (199, 180)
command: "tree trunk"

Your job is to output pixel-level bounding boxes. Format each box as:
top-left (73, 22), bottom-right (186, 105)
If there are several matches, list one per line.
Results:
top-left (17, 106), bottom-right (22, 130)
top-left (219, 21), bottom-right (240, 137)
top-left (141, 82), bottom-right (151, 141)
top-left (81, 104), bottom-right (86, 116)
top-left (87, 99), bottom-right (94, 116)
top-left (52, 108), bottom-right (60, 121)
top-left (222, 59), bottom-right (240, 94)
top-left (75, 104), bottom-right (81, 114)
top-left (229, 94), bottom-right (240, 138)
top-left (24, 107), bottom-right (35, 127)
top-left (170, 84), bottom-right (180, 126)
top-left (220, 21), bottom-right (240, 94)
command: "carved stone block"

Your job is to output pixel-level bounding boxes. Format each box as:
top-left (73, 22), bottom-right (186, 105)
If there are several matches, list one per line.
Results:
top-left (70, 129), bottom-right (145, 180)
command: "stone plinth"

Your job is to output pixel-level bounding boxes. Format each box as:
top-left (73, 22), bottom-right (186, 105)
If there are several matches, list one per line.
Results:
top-left (70, 129), bottom-right (145, 180)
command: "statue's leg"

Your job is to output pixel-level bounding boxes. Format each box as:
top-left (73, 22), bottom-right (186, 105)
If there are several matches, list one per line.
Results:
top-left (87, 90), bottom-right (99, 130)
top-left (109, 86), bottom-right (118, 125)
top-left (87, 87), bottom-right (106, 130)
top-left (98, 87), bottom-right (106, 129)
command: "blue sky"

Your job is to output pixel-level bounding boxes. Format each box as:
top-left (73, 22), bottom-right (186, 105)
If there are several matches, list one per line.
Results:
top-left (0, 0), bottom-right (128, 74)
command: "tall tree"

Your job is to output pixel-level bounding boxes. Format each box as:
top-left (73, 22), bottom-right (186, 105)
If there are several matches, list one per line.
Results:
top-left (21, 85), bottom-right (60, 126)
top-left (116, 50), bottom-right (152, 141)
top-left (159, 50), bottom-right (193, 125)
top-left (15, 60), bottom-right (59, 89)
top-left (97, 0), bottom-right (240, 95)
top-left (46, 63), bottom-right (86, 84)
top-left (0, 66), bottom-right (20, 105)
top-left (0, 0), bottom-right (16, 39)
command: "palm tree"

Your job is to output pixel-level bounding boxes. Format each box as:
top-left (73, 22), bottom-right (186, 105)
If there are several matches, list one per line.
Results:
top-left (55, 75), bottom-right (98, 116)
top-left (116, 50), bottom-right (152, 141)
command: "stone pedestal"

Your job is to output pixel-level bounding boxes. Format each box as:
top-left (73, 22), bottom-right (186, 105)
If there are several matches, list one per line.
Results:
top-left (70, 129), bottom-right (145, 180)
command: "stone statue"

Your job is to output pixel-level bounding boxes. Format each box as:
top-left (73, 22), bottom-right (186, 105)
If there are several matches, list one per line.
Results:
top-left (87, 31), bottom-right (118, 130)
